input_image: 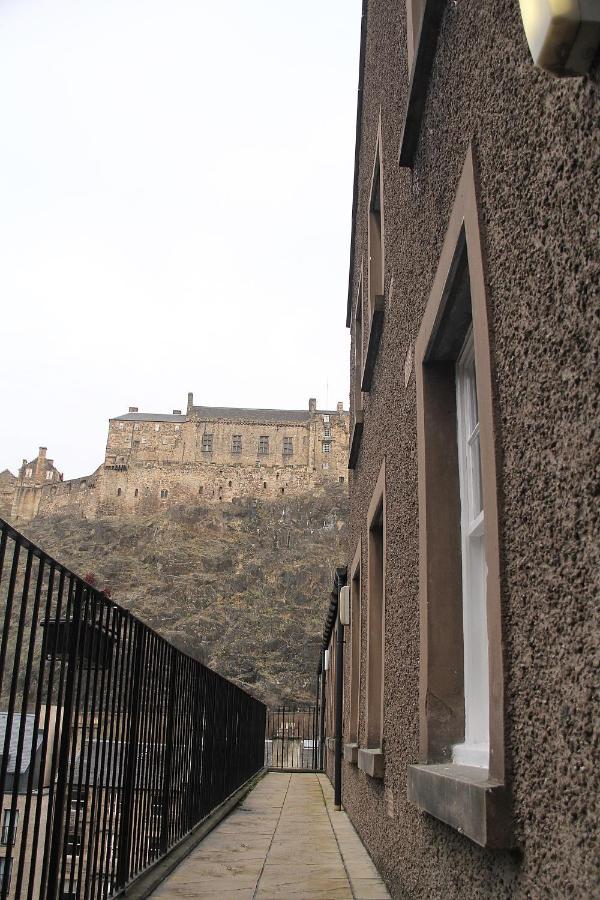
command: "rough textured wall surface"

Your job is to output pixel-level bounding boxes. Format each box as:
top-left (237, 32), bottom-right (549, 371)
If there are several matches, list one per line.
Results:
top-left (340, 0), bottom-right (599, 898)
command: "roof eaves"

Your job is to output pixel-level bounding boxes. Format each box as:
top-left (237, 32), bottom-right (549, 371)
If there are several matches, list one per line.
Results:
top-left (346, 0), bottom-right (369, 329)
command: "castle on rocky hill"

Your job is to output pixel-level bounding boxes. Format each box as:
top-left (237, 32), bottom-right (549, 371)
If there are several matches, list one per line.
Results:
top-left (6, 393), bottom-right (349, 522)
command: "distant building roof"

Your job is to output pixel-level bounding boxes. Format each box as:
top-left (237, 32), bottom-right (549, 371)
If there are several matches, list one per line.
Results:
top-left (112, 412), bottom-right (187, 423)
top-left (191, 405), bottom-right (347, 424)
top-left (113, 406), bottom-right (347, 425)
top-left (0, 713), bottom-right (44, 782)
top-left (0, 469), bottom-right (16, 480)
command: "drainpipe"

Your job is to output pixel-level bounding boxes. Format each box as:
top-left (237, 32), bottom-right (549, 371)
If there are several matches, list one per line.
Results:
top-left (334, 569), bottom-right (347, 811)
top-left (319, 649), bottom-right (326, 772)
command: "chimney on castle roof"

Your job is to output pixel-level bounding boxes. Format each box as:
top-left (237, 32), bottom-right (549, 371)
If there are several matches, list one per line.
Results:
top-left (129, 406), bottom-right (138, 413)
top-left (337, 401), bottom-right (344, 413)
top-left (172, 409), bottom-right (182, 415)
top-left (309, 398), bottom-right (317, 413)
top-left (187, 392), bottom-right (194, 414)
top-left (38, 447), bottom-right (47, 459)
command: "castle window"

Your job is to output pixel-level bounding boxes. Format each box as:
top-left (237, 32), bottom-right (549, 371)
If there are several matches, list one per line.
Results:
top-left (324, 425), bottom-right (331, 438)
top-left (117, 488), bottom-right (122, 496)
top-left (134, 488), bottom-right (138, 497)
top-left (280, 487), bottom-right (285, 494)
top-left (154, 424), bottom-right (160, 432)
top-left (323, 415), bottom-right (330, 423)
top-left (232, 435), bottom-right (242, 453)
top-left (202, 433), bottom-right (213, 453)
top-left (25, 468), bottom-right (32, 478)
top-left (160, 489), bottom-right (168, 499)
top-left (228, 480), bottom-right (232, 487)
top-left (283, 437), bottom-right (293, 455)
top-left (258, 436), bottom-right (269, 455)
top-left (322, 463), bottom-right (329, 470)
top-left (175, 425), bottom-right (180, 431)
top-left (323, 441), bottom-right (331, 453)
top-left (46, 471), bottom-right (53, 480)
top-left (263, 481), bottom-right (267, 489)
top-left (119, 423), bottom-right (124, 430)
top-left (339, 476), bottom-right (345, 484)
top-left (198, 485), bottom-right (203, 495)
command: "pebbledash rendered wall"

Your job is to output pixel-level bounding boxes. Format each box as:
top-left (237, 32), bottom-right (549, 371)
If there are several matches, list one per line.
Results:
top-left (11, 398), bottom-right (349, 522)
top-left (337, 1), bottom-right (598, 899)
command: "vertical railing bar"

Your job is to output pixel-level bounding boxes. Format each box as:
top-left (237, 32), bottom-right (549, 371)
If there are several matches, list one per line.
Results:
top-left (0, 536), bottom-right (21, 705)
top-left (132, 627), bottom-right (156, 875)
top-left (35, 571), bottom-right (72, 900)
top-left (45, 576), bottom-right (84, 900)
top-left (115, 618), bottom-right (144, 890)
top-left (0, 545), bottom-right (34, 900)
top-left (83, 597), bottom-right (115, 900)
top-left (148, 634), bottom-right (167, 863)
top-left (58, 582), bottom-right (92, 900)
top-left (90, 607), bottom-right (127, 900)
top-left (129, 628), bottom-right (148, 878)
top-left (17, 560), bottom-right (57, 899)
top-left (109, 609), bottom-right (137, 894)
top-left (73, 588), bottom-right (107, 900)
top-left (151, 636), bottom-right (169, 864)
top-left (5, 555), bottom-right (45, 900)
top-left (66, 585), bottom-right (99, 897)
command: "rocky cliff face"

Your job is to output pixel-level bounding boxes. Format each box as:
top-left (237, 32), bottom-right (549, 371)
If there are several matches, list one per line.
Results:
top-left (17, 484), bottom-right (347, 706)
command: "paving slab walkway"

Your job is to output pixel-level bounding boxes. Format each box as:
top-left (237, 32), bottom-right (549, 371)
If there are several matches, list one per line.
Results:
top-left (150, 772), bottom-right (391, 899)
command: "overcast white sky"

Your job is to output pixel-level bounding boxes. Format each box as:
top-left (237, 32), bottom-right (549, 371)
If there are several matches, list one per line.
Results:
top-left (0, 0), bottom-right (360, 478)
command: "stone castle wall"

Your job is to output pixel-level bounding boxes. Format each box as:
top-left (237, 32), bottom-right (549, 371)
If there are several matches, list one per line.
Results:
top-left (9, 398), bottom-right (350, 522)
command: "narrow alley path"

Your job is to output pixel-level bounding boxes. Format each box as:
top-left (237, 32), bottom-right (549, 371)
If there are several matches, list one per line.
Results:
top-left (150, 773), bottom-right (391, 899)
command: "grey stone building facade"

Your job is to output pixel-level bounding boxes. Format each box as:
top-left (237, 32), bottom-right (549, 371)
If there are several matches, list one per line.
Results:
top-left (324, 1), bottom-right (599, 898)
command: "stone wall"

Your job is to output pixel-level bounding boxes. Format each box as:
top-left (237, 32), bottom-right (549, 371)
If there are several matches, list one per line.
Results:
top-left (12, 401), bottom-right (350, 522)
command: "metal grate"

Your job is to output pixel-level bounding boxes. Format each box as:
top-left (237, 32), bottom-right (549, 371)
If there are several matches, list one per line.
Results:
top-left (0, 517), bottom-right (266, 900)
top-left (265, 706), bottom-right (320, 771)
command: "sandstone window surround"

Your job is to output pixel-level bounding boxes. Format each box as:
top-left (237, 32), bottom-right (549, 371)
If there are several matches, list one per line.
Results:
top-left (349, 266), bottom-right (365, 470)
top-left (283, 437), bottom-right (294, 455)
top-left (358, 459), bottom-right (385, 780)
top-left (362, 119), bottom-right (386, 395)
top-left (201, 433), bottom-right (213, 453)
top-left (322, 441), bottom-right (332, 454)
top-left (399, 0), bottom-right (445, 167)
top-left (344, 541), bottom-right (362, 766)
top-left (258, 436), bottom-right (269, 455)
top-left (231, 435), bottom-right (242, 454)
top-left (408, 145), bottom-right (511, 848)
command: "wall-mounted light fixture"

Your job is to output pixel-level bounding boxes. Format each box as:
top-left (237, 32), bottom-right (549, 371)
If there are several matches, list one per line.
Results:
top-left (339, 585), bottom-right (351, 626)
top-left (519, 0), bottom-right (600, 76)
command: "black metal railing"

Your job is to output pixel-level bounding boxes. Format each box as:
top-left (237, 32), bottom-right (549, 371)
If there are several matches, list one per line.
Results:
top-left (0, 518), bottom-right (266, 900)
top-left (265, 705), bottom-right (319, 771)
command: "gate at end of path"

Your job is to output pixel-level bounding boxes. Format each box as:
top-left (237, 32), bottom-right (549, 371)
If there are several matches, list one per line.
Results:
top-left (265, 705), bottom-right (320, 771)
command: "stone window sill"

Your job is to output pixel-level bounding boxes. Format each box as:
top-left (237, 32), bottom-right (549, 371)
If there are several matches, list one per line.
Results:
top-left (407, 764), bottom-right (513, 848)
top-left (343, 743), bottom-right (359, 765)
top-left (348, 411), bottom-right (364, 470)
top-left (361, 296), bottom-right (385, 392)
top-left (357, 748), bottom-right (384, 779)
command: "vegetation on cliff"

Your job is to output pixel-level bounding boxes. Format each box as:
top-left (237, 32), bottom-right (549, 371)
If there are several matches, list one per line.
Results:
top-left (17, 484), bottom-right (347, 706)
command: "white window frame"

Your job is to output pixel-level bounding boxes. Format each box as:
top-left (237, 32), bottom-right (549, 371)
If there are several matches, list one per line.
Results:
top-left (0, 857), bottom-right (12, 891)
top-left (453, 328), bottom-right (489, 768)
top-left (1, 810), bottom-right (18, 846)
top-left (322, 441), bottom-right (331, 454)
top-left (25, 468), bottom-right (32, 478)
